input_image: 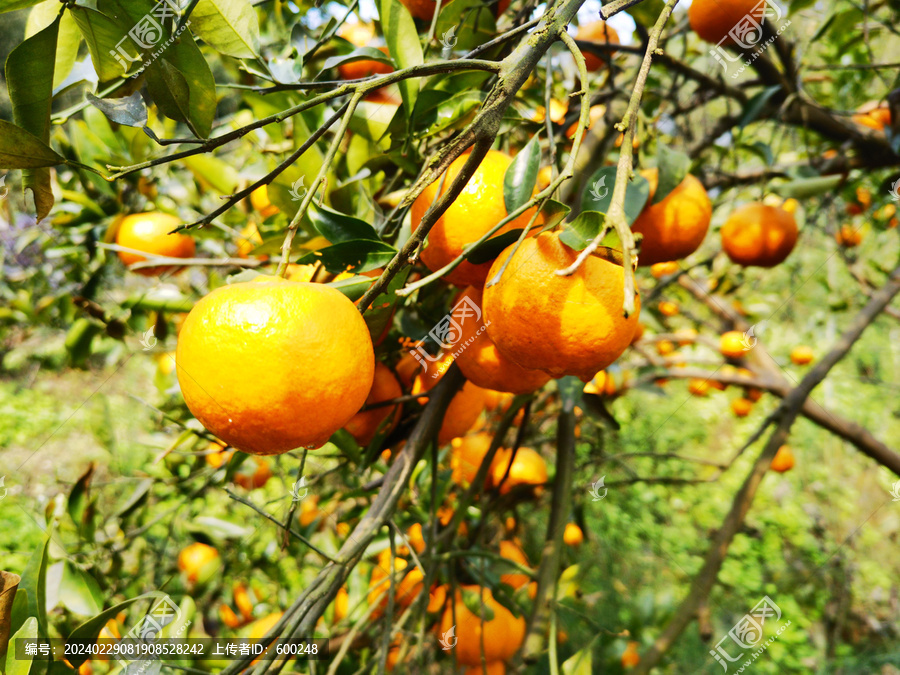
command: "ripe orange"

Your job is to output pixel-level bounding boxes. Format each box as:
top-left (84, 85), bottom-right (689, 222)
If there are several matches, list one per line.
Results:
top-left (650, 261), bottom-right (679, 278)
top-left (219, 603), bottom-right (241, 629)
top-left (731, 397), bottom-right (753, 417)
top-left (631, 321), bottom-right (645, 344)
top-left (565, 104), bottom-right (606, 139)
top-left (400, 0), bottom-right (508, 20)
top-left (536, 166), bottom-right (554, 191)
top-left (621, 640), bottom-right (641, 668)
top-left (463, 662), bottom-right (506, 675)
top-left (656, 340), bottom-right (675, 356)
top-left (343, 362), bottom-right (403, 445)
top-left (411, 150), bottom-right (539, 287)
top-left (177, 542), bottom-right (220, 583)
top-left (688, 379), bottom-right (710, 397)
top-left (368, 551), bottom-right (424, 616)
top-left (115, 212), bottom-right (194, 276)
top-left (721, 204), bottom-right (798, 268)
top-left (631, 169), bottom-right (712, 266)
top-left (236, 223), bottom-right (264, 258)
top-left (450, 432), bottom-right (493, 487)
top-left (576, 21), bottom-right (620, 71)
top-left (234, 456), bottom-right (272, 490)
top-left (483, 389), bottom-right (515, 412)
top-left (233, 583), bottom-right (254, 621)
top-left (790, 345), bottom-right (814, 365)
top-left (405, 522), bottom-right (426, 554)
top-left (852, 105), bottom-right (892, 132)
top-left (720, 331), bottom-right (750, 359)
top-left (483, 232), bottom-right (641, 381)
top-left (658, 301), bottom-right (680, 317)
top-left (338, 48), bottom-right (393, 80)
top-left (563, 522), bottom-right (584, 546)
top-left (490, 446), bottom-right (548, 495)
top-left (249, 186), bottom-right (279, 218)
top-left (176, 279), bottom-right (374, 455)
top-left (298, 495), bottom-right (320, 527)
top-left (770, 445), bottom-right (795, 473)
top-left (835, 224), bottom-right (862, 247)
top-left (427, 584), bottom-right (448, 613)
top-left (412, 356), bottom-right (489, 445)
top-left (583, 370), bottom-right (618, 396)
top-left (248, 611), bottom-right (283, 662)
top-left (688, 0), bottom-right (760, 44)
top-left (498, 540), bottom-right (531, 589)
top-left (453, 287), bottom-right (552, 394)
top-left (333, 587), bottom-right (349, 622)
top-left (441, 586), bottom-right (525, 666)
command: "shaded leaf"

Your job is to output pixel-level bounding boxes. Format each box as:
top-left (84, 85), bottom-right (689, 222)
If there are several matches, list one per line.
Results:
top-left (5, 617), bottom-right (37, 675)
top-left (190, 517), bottom-right (253, 539)
top-left (86, 92), bottom-right (148, 127)
top-left (298, 240), bottom-right (397, 274)
top-left (538, 199), bottom-right (572, 232)
top-left (0, 0), bottom-right (44, 14)
top-left (770, 175), bottom-right (843, 199)
top-left (309, 203), bottom-right (379, 243)
top-left (461, 587), bottom-right (494, 622)
top-left (183, 154), bottom-right (239, 194)
top-left (191, 0), bottom-right (260, 58)
top-left (464, 229), bottom-right (523, 265)
top-left (26, 2), bottom-right (81, 88)
top-left (653, 143), bottom-right (690, 204)
top-left (379, 0), bottom-right (423, 115)
top-left (559, 211), bottom-right (605, 251)
top-left (17, 539), bottom-right (50, 637)
top-left (581, 166), bottom-right (650, 226)
top-left (67, 463), bottom-right (94, 530)
top-left (739, 86), bottom-right (781, 129)
top-left (503, 135), bottom-right (540, 214)
top-left (70, 6), bottom-right (130, 83)
top-left (58, 565), bottom-right (102, 617)
top-left (0, 120), bottom-right (64, 169)
top-left (561, 647), bottom-right (592, 675)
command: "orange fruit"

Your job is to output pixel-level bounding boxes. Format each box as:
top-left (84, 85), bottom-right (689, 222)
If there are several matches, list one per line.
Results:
top-left (338, 47), bottom-right (393, 80)
top-left (631, 169), bottom-right (712, 266)
top-left (333, 587), bottom-right (349, 622)
top-left (656, 340), bottom-right (675, 356)
top-left (234, 583), bottom-right (254, 621)
top-left (565, 104), bottom-right (606, 139)
top-left (770, 445), bottom-right (795, 473)
top-left (746, 388), bottom-right (763, 403)
top-left (248, 611), bottom-right (283, 663)
top-left (343, 362), bottom-right (403, 445)
top-left (658, 301), bottom-right (680, 317)
top-left (576, 21), bottom-right (620, 71)
top-left (835, 224), bottom-right (862, 247)
top-left (688, 0), bottom-right (761, 44)
top-left (484, 389), bottom-right (515, 412)
top-left (463, 662), bottom-right (506, 675)
top-left (720, 331), bottom-right (750, 359)
top-left (688, 379), bottom-right (710, 397)
top-left (236, 223), bottom-right (264, 258)
top-left (411, 150), bottom-right (540, 287)
top-left (621, 640), bottom-right (641, 668)
top-left (405, 522), bottom-right (426, 554)
top-left (234, 456), bottom-right (272, 490)
top-left (395, 350), bottom-right (421, 388)
top-left (368, 552), bottom-right (424, 616)
top-left (537, 165), bottom-right (554, 191)
top-left (427, 584), bottom-right (448, 613)
top-left (631, 321), bottom-right (645, 344)
top-left (721, 204), bottom-right (798, 268)
top-left (249, 186), bottom-right (279, 218)
top-left (731, 397), bottom-right (753, 417)
top-left (115, 212), bottom-right (194, 276)
top-left (583, 370), bottom-right (617, 396)
top-left (650, 261), bottom-right (679, 279)
top-left (790, 345), bottom-right (814, 365)
top-left (400, 0), bottom-right (508, 20)
top-left (177, 542), bottom-right (220, 583)
top-left (441, 586), bottom-right (525, 666)
top-left (531, 99), bottom-right (567, 124)
top-left (498, 540), bottom-right (531, 589)
top-left (176, 279), bottom-right (374, 455)
top-left (490, 446), bottom-right (548, 495)
top-left (483, 232), bottom-right (641, 381)
top-left (450, 432), bottom-right (493, 487)
top-left (563, 522), bottom-right (584, 546)
top-left (205, 441), bottom-right (232, 468)
top-left (219, 603), bottom-right (241, 629)
top-left (298, 495), bottom-right (320, 527)
top-left (413, 357), bottom-right (489, 445)
top-left (453, 287), bottom-right (552, 394)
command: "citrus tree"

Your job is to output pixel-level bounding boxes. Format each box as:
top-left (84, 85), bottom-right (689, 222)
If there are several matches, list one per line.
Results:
top-left (1, 0), bottom-right (900, 673)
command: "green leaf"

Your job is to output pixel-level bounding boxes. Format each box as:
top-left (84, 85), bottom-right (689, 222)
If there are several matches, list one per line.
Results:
top-left (739, 86), bottom-right (781, 129)
top-left (503, 135), bottom-right (540, 215)
top-left (298, 240), bottom-right (397, 274)
top-left (58, 565), bottom-right (103, 617)
top-left (558, 211), bottom-right (605, 252)
top-left (309, 203), bottom-right (379, 243)
top-left (0, 0), bottom-right (44, 14)
top-left (561, 647), bottom-right (592, 675)
top-left (653, 143), bottom-right (690, 204)
top-left (67, 464), bottom-right (94, 530)
top-left (66, 592), bottom-right (169, 667)
top-left (65, 318), bottom-right (104, 367)
top-left (17, 538), bottom-right (50, 638)
top-left (435, 0), bottom-right (497, 52)
top-left (70, 5), bottom-right (135, 82)
top-left (0, 120), bottom-right (64, 169)
top-left (6, 15), bottom-right (59, 220)
top-left (26, 2), bottom-right (81, 88)
top-left (190, 517), bottom-right (253, 539)
top-left (183, 154), bottom-right (239, 194)
top-left (379, 0), bottom-right (423, 116)
top-left (86, 92), bottom-right (148, 127)
top-left (5, 617), bottom-right (37, 675)
top-left (464, 229), bottom-right (523, 265)
top-left (146, 35), bottom-right (217, 139)
top-left (322, 47), bottom-right (392, 72)
top-left (191, 0), bottom-right (260, 58)
top-left (538, 199), bottom-right (571, 232)
top-left (580, 166), bottom-right (650, 225)
top-left (327, 275), bottom-right (374, 302)
top-left (769, 175), bottom-right (843, 199)
top-left (461, 587), bottom-right (494, 622)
